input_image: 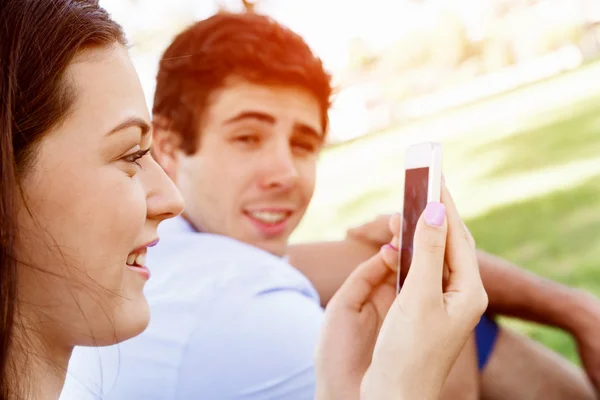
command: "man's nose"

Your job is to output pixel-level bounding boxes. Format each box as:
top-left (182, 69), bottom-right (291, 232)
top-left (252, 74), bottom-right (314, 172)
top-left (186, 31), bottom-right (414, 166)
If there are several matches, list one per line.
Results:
top-left (257, 145), bottom-right (299, 191)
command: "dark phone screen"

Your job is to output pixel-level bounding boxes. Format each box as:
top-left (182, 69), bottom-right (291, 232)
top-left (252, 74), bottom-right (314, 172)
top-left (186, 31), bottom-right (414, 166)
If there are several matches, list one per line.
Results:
top-left (398, 167), bottom-right (429, 292)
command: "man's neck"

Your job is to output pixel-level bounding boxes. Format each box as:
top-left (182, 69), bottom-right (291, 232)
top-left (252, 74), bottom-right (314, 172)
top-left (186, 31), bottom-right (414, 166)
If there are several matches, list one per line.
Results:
top-left (179, 214), bottom-right (291, 259)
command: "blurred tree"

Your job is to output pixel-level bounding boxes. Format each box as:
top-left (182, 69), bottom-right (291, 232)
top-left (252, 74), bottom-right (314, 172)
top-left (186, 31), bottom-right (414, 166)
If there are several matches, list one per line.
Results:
top-left (242, 0), bottom-right (258, 13)
top-left (348, 37), bottom-right (378, 70)
top-left (216, 0), bottom-right (228, 12)
top-left (428, 9), bottom-right (470, 68)
top-left (213, 0), bottom-right (266, 13)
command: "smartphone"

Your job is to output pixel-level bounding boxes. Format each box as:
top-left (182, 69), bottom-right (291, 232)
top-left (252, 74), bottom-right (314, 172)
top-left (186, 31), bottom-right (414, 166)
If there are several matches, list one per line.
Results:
top-left (398, 142), bottom-right (443, 292)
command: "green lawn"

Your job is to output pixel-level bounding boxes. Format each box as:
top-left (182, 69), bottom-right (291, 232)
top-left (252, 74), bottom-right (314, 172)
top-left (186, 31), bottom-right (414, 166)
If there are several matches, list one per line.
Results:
top-left (293, 61), bottom-right (600, 365)
top-left (467, 176), bottom-right (600, 364)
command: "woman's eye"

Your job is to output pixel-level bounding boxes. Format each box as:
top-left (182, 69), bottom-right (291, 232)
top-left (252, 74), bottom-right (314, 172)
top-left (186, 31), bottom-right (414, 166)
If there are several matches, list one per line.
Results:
top-left (123, 148), bottom-right (150, 168)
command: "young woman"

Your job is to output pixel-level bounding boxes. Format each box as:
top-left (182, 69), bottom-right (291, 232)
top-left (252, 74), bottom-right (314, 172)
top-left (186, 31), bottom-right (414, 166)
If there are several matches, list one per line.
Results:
top-left (0, 1), bottom-right (486, 398)
top-left (0, 0), bottom-right (185, 398)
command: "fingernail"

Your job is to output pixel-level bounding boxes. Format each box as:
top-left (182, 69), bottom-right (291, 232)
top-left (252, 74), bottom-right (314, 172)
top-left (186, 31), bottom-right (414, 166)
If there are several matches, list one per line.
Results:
top-left (424, 202), bottom-right (446, 227)
top-left (382, 243), bottom-right (398, 252)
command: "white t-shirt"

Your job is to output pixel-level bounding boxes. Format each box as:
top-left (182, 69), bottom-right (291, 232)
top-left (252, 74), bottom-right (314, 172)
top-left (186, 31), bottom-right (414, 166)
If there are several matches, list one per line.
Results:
top-left (61, 217), bottom-right (323, 399)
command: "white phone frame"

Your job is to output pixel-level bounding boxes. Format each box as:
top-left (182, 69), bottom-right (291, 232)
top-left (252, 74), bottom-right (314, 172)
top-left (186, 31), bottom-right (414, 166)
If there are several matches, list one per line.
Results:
top-left (403, 142), bottom-right (442, 203)
top-left (398, 142), bottom-right (443, 292)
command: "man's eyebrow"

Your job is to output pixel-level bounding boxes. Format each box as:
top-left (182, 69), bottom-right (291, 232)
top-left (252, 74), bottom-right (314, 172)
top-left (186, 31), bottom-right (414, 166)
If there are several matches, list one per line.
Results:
top-left (224, 111), bottom-right (323, 139)
top-left (294, 123), bottom-right (323, 139)
top-left (223, 111), bottom-right (276, 125)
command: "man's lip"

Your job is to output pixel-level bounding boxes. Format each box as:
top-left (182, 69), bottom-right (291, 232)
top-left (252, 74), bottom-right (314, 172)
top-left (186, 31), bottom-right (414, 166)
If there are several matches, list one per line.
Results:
top-left (244, 208), bottom-right (294, 213)
top-left (244, 212), bottom-right (290, 237)
top-left (131, 238), bottom-right (159, 254)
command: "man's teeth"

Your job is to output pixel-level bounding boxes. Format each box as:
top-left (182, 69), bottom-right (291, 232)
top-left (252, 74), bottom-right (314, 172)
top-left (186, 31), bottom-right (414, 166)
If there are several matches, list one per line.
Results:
top-left (248, 211), bottom-right (288, 224)
top-left (126, 252), bottom-right (146, 267)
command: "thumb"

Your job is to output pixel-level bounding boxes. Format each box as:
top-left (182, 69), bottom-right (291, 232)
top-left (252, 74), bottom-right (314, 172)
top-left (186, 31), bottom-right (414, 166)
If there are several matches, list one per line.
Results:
top-left (329, 250), bottom-right (396, 312)
top-left (401, 202), bottom-right (448, 302)
top-left (346, 214), bottom-right (394, 246)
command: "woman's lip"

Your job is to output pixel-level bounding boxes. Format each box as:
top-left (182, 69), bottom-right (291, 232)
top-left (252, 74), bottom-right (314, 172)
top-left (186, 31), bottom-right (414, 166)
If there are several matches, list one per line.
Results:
top-left (131, 238), bottom-right (159, 254)
top-left (127, 264), bottom-right (151, 280)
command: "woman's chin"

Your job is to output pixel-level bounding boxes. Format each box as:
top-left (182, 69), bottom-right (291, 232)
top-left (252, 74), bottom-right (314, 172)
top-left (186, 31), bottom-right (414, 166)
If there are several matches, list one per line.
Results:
top-left (115, 296), bottom-right (150, 343)
top-left (79, 295), bottom-right (150, 346)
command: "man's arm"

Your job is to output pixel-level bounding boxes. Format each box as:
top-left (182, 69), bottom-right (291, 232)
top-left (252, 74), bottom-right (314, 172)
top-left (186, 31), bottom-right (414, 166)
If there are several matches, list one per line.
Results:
top-left (288, 238), bottom-right (377, 307)
top-left (477, 251), bottom-right (590, 330)
top-left (290, 230), bottom-right (599, 334)
top-left (476, 250), bottom-right (600, 391)
top-left (289, 215), bottom-right (600, 391)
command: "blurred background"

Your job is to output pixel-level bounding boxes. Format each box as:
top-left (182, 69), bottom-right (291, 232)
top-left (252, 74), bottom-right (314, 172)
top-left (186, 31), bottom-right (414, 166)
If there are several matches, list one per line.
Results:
top-left (101, 0), bottom-right (600, 365)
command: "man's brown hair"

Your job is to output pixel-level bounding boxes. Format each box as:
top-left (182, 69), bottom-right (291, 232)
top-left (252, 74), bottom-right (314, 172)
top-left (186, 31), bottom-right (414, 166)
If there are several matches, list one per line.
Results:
top-left (152, 12), bottom-right (333, 154)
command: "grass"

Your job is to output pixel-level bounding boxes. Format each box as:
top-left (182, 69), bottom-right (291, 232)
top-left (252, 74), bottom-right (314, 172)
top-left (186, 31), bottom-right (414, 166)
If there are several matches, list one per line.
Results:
top-left (293, 60), bottom-right (600, 365)
top-left (467, 175), bottom-right (600, 364)
top-left (467, 175), bottom-right (600, 290)
top-left (466, 97), bottom-right (600, 180)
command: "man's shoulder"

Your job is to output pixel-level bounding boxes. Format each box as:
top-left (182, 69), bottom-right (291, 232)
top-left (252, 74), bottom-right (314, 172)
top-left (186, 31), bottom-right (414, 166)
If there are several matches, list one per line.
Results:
top-left (153, 224), bottom-right (275, 265)
top-left (148, 226), bottom-right (319, 303)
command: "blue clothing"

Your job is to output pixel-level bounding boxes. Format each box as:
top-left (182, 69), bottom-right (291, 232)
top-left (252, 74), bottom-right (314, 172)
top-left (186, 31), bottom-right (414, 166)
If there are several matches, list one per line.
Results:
top-left (475, 314), bottom-right (499, 370)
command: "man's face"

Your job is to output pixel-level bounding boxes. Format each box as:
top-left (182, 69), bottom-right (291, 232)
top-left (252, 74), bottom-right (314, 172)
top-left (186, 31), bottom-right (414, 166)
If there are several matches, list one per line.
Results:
top-left (162, 80), bottom-right (324, 256)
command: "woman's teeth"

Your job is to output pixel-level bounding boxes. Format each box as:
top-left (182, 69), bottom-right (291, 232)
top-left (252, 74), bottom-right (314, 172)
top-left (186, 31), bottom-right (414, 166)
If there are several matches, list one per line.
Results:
top-left (126, 252), bottom-right (146, 267)
top-left (248, 211), bottom-right (288, 224)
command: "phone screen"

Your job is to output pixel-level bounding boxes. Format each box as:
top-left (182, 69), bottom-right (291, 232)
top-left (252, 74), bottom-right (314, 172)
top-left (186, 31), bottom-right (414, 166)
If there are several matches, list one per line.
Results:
top-left (399, 166), bottom-right (429, 291)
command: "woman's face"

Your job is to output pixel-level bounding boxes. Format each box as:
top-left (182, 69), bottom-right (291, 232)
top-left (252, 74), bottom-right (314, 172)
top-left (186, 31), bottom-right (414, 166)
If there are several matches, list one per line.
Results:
top-left (16, 45), bottom-right (184, 346)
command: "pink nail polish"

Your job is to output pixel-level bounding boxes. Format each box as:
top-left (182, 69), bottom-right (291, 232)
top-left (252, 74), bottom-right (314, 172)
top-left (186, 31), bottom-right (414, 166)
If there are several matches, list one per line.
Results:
top-left (382, 243), bottom-right (398, 252)
top-left (424, 202), bottom-right (446, 227)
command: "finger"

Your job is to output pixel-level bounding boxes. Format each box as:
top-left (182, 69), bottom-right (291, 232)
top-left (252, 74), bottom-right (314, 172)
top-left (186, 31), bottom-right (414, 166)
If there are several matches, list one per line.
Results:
top-left (389, 213), bottom-right (401, 249)
top-left (389, 213), bottom-right (401, 237)
top-left (331, 246), bottom-right (398, 311)
top-left (381, 243), bottom-right (399, 271)
top-left (381, 244), bottom-right (401, 289)
top-left (441, 185), bottom-right (481, 291)
top-left (440, 185), bottom-right (488, 322)
top-left (461, 220), bottom-right (476, 249)
top-left (442, 262), bottom-right (450, 288)
top-left (400, 201), bottom-right (448, 301)
top-left (346, 214), bottom-right (394, 246)
top-left (441, 183), bottom-right (474, 252)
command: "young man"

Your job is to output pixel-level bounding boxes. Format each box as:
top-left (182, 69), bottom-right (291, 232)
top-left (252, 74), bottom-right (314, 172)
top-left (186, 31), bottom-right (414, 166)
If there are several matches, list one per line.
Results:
top-left (63, 12), bottom-right (599, 399)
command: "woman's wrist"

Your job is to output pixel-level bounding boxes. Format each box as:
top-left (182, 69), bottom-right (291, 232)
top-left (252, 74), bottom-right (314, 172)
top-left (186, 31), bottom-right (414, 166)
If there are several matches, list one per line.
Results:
top-left (315, 379), bottom-right (360, 400)
top-left (360, 364), bottom-right (442, 400)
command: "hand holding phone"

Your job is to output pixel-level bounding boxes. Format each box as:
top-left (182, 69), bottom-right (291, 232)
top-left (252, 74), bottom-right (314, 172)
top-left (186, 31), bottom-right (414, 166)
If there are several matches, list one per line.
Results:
top-left (316, 183), bottom-right (488, 400)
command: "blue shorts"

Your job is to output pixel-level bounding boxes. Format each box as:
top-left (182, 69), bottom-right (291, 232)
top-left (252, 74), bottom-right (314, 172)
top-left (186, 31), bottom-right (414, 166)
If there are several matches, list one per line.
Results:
top-left (474, 314), bottom-right (499, 371)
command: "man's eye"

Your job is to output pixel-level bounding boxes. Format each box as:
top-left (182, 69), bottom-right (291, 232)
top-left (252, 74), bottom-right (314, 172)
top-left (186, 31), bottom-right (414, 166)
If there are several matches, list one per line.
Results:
top-left (235, 135), bottom-right (260, 145)
top-left (292, 141), bottom-right (316, 152)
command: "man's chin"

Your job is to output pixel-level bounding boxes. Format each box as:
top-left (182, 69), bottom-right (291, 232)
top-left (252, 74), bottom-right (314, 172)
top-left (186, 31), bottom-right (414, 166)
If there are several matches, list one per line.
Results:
top-left (253, 238), bottom-right (289, 258)
top-left (241, 214), bottom-right (299, 257)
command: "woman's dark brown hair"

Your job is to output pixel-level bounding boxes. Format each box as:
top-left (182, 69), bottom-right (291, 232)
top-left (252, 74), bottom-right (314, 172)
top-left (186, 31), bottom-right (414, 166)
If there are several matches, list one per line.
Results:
top-left (0, 0), bottom-right (126, 396)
